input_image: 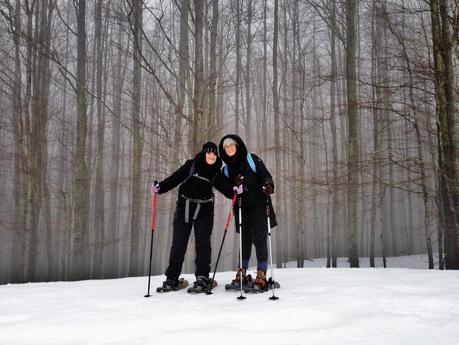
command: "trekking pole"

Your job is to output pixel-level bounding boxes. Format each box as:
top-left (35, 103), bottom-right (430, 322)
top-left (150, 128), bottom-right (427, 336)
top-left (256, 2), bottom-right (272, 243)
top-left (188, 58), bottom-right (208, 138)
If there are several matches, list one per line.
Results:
top-left (206, 193), bottom-right (237, 295)
top-left (237, 180), bottom-right (246, 300)
top-left (144, 180), bottom-right (158, 298)
top-left (265, 193), bottom-right (279, 300)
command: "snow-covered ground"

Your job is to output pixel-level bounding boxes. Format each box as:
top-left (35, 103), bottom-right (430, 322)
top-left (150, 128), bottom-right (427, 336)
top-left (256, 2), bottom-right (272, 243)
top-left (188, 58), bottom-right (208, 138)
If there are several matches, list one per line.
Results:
top-left (1, 256), bottom-right (458, 345)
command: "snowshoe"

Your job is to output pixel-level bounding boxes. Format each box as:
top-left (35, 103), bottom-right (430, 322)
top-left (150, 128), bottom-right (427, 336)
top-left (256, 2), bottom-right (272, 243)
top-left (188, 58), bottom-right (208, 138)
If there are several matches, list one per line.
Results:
top-left (225, 274), bottom-right (252, 291)
top-left (187, 276), bottom-right (218, 293)
top-left (156, 278), bottom-right (189, 293)
top-left (244, 276), bottom-right (280, 293)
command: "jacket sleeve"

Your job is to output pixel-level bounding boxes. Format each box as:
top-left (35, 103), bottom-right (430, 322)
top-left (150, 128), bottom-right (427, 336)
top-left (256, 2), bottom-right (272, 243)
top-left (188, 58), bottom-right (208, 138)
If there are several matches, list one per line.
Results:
top-left (251, 153), bottom-right (275, 192)
top-left (157, 159), bottom-right (193, 194)
top-left (213, 171), bottom-right (235, 199)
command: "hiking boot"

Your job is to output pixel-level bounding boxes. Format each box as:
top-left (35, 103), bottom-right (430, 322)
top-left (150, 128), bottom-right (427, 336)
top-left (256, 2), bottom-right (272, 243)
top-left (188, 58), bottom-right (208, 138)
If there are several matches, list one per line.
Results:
top-left (255, 270), bottom-right (267, 289)
top-left (194, 276), bottom-right (209, 289)
top-left (157, 277), bottom-right (190, 293)
top-left (162, 278), bottom-right (179, 290)
top-left (233, 267), bottom-right (247, 285)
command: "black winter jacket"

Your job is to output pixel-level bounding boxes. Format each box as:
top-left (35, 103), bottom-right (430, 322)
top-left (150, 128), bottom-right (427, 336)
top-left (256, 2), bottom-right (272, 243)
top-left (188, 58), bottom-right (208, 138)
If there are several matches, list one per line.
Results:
top-left (219, 134), bottom-right (277, 227)
top-left (158, 152), bottom-right (233, 201)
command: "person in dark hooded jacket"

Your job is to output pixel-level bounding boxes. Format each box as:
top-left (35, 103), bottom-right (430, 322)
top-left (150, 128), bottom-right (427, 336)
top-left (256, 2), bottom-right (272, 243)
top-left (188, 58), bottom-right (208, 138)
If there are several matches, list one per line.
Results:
top-left (218, 134), bottom-right (277, 289)
top-left (153, 142), bottom-right (233, 292)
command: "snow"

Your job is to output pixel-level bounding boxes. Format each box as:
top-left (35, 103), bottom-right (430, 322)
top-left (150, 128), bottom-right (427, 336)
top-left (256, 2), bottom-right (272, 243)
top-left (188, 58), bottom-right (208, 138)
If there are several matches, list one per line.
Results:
top-left (1, 256), bottom-right (459, 345)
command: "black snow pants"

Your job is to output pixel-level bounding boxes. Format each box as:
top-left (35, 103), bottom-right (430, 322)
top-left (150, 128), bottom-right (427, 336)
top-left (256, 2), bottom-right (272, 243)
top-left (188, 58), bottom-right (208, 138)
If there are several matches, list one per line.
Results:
top-left (165, 197), bottom-right (214, 280)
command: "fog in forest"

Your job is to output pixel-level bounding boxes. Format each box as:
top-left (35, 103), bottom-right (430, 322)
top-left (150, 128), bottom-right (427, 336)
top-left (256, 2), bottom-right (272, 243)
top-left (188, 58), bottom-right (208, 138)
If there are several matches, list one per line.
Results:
top-left (0, 0), bottom-right (458, 284)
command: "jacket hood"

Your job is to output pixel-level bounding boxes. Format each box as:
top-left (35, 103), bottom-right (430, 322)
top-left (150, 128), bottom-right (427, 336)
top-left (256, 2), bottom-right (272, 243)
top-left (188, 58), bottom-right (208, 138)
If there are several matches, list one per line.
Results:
top-left (193, 151), bottom-right (222, 176)
top-left (218, 134), bottom-right (248, 166)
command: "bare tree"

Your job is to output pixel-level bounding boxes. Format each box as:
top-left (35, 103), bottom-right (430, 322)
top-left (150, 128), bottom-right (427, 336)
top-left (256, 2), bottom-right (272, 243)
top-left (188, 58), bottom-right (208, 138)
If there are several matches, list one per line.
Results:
top-left (245, 0), bottom-right (253, 146)
top-left (192, 0), bottom-right (205, 152)
top-left (207, 0), bottom-right (219, 139)
top-left (345, 0), bottom-right (359, 267)
top-left (129, 0), bottom-right (144, 276)
top-left (92, 0), bottom-right (108, 278)
top-left (106, 14), bottom-right (128, 278)
top-left (73, 0), bottom-right (90, 280)
top-left (430, 0), bottom-right (459, 269)
top-left (329, 0), bottom-right (339, 268)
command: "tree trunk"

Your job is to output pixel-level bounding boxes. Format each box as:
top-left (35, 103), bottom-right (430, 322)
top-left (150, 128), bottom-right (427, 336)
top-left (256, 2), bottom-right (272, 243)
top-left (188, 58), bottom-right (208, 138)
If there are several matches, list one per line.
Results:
top-left (106, 22), bottom-right (127, 278)
top-left (369, 0), bottom-right (379, 268)
top-left (329, 0), bottom-right (339, 268)
top-left (245, 0), bottom-right (253, 146)
top-left (272, 0), bottom-right (282, 268)
top-left (208, 0), bottom-right (218, 140)
top-left (73, 0), bottom-right (90, 281)
top-left (192, 0), bottom-right (205, 152)
top-left (430, 0), bottom-right (459, 269)
top-left (262, 0), bottom-right (268, 150)
top-left (39, 0), bottom-right (54, 281)
top-left (12, 0), bottom-right (24, 283)
top-left (92, 0), bottom-right (106, 278)
top-left (345, 0), bottom-right (359, 267)
top-left (234, 0), bottom-right (241, 135)
top-left (129, 0), bottom-right (143, 276)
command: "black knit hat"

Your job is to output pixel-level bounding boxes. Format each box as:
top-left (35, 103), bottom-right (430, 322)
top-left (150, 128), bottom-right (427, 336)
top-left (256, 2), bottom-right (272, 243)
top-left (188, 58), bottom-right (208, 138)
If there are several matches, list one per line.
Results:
top-left (202, 141), bottom-right (218, 154)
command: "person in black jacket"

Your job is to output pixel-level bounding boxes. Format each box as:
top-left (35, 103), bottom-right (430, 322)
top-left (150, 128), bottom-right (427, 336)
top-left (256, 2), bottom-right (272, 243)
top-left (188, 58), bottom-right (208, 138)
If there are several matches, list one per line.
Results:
top-left (218, 134), bottom-right (277, 289)
top-left (153, 142), bottom-right (233, 291)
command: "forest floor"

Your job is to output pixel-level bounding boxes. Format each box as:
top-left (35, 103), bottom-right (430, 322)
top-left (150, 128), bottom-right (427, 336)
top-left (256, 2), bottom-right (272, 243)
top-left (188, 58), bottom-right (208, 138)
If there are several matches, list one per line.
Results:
top-left (1, 255), bottom-right (458, 345)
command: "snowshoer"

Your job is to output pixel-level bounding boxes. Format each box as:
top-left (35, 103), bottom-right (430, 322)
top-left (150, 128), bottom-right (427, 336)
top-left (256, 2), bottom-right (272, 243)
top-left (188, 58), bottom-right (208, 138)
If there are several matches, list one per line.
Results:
top-left (154, 142), bottom-right (233, 293)
top-left (219, 134), bottom-right (277, 291)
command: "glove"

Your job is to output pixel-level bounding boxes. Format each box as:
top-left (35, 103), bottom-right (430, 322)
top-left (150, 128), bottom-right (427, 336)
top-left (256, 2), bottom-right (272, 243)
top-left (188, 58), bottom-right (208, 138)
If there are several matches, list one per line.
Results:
top-left (263, 183), bottom-right (273, 195)
top-left (151, 183), bottom-right (160, 194)
top-left (234, 175), bottom-right (244, 186)
top-left (233, 185), bottom-right (243, 195)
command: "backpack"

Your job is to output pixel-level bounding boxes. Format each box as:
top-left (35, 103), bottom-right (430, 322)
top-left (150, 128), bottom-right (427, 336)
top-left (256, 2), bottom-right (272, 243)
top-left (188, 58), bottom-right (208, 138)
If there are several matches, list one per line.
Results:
top-left (223, 153), bottom-right (257, 178)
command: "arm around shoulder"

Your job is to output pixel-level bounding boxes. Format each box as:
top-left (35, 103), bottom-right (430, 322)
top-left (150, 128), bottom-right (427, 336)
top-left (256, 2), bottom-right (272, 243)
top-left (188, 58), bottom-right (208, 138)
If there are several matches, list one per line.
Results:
top-left (213, 172), bottom-right (235, 199)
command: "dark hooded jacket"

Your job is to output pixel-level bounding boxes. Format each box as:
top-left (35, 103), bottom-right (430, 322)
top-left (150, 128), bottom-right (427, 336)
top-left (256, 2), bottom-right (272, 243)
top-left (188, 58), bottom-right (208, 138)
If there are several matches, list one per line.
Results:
top-left (219, 134), bottom-right (277, 228)
top-left (158, 151), bottom-right (233, 201)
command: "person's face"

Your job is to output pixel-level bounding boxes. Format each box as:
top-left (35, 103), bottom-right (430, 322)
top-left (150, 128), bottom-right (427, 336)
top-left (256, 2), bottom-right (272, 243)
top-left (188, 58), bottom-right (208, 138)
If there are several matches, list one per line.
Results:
top-left (205, 152), bottom-right (217, 165)
top-left (224, 143), bottom-right (237, 157)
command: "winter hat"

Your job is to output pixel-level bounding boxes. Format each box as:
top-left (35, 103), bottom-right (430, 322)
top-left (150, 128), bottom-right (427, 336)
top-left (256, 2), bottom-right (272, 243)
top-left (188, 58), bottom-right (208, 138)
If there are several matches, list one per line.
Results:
top-left (202, 141), bottom-right (218, 154)
top-left (222, 137), bottom-right (237, 148)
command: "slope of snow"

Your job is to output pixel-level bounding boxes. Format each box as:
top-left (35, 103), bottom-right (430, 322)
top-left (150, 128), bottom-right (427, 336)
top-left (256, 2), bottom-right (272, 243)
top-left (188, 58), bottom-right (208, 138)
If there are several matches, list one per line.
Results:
top-left (1, 258), bottom-right (458, 345)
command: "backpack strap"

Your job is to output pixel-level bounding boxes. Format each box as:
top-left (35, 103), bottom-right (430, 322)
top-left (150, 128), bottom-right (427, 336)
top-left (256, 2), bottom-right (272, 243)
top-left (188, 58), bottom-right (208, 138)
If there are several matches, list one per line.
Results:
top-left (246, 153), bottom-right (257, 173)
top-left (182, 161), bottom-right (195, 184)
top-left (184, 160), bottom-right (213, 184)
top-left (188, 161), bottom-right (196, 178)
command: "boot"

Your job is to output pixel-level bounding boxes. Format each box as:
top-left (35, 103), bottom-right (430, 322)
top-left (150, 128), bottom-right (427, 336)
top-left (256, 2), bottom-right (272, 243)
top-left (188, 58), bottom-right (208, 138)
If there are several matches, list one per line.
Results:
top-left (161, 278), bottom-right (179, 291)
top-left (193, 276), bottom-right (209, 289)
top-left (255, 270), bottom-right (267, 289)
top-left (233, 267), bottom-right (247, 285)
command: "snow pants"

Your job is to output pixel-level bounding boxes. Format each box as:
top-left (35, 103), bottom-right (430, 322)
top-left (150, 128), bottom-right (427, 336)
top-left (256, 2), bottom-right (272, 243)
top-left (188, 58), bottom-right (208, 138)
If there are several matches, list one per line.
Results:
top-left (165, 198), bottom-right (214, 280)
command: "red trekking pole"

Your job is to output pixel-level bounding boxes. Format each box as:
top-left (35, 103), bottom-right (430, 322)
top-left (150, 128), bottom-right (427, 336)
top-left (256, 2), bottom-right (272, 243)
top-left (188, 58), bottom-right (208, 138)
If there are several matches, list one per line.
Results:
top-left (144, 181), bottom-right (158, 298)
top-left (206, 193), bottom-right (237, 295)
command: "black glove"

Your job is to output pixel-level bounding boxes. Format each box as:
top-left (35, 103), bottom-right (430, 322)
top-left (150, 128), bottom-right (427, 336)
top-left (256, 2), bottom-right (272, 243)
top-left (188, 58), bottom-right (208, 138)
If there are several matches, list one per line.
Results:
top-left (234, 175), bottom-right (244, 186)
top-left (263, 183), bottom-right (273, 195)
